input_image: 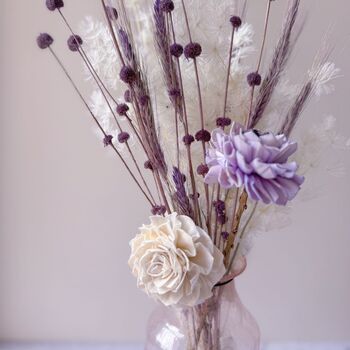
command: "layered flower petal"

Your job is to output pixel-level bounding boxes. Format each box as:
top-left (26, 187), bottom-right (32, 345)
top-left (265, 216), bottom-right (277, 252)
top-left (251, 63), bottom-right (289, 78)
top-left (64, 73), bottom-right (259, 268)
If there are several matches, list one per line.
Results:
top-left (129, 213), bottom-right (225, 307)
top-left (204, 123), bottom-right (305, 205)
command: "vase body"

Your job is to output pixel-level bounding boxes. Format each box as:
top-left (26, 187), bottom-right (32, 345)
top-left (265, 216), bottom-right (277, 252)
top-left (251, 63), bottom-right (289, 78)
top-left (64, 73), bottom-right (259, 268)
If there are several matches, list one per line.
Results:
top-left (145, 282), bottom-right (260, 350)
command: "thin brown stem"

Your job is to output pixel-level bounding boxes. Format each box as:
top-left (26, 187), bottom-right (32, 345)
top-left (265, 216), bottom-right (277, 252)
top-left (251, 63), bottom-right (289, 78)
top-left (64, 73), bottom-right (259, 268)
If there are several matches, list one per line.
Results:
top-left (223, 190), bottom-right (248, 268)
top-left (247, 0), bottom-right (273, 127)
top-left (48, 47), bottom-right (154, 206)
top-left (223, 28), bottom-right (235, 117)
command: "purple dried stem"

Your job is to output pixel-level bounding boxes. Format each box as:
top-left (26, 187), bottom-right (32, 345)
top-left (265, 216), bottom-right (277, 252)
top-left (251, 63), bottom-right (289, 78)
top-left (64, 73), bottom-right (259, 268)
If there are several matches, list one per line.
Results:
top-left (47, 47), bottom-right (154, 206)
top-left (246, 0), bottom-right (273, 128)
top-left (249, 0), bottom-right (300, 128)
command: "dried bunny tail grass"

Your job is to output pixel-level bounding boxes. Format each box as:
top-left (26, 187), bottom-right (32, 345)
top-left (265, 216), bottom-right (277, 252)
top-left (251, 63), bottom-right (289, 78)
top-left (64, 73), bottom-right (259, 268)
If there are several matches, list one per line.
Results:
top-left (172, 167), bottom-right (194, 218)
top-left (153, 0), bottom-right (182, 110)
top-left (280, 37), bottom-right (336, 137)
top-left (250, 0), bottom-right (300, 128)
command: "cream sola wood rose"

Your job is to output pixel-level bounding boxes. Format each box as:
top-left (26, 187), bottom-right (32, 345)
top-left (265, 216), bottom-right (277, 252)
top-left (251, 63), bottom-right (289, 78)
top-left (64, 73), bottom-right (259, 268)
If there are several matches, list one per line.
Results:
top-left (128, 213), bottom-right (225, 307)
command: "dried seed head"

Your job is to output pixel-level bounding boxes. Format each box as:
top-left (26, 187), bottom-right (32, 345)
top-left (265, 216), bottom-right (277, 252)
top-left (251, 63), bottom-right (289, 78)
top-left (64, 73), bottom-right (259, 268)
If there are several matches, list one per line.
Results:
top-left (230, 16), bottom-right (242, 29)
top-left (120, 66), bottom-right (137, 84)
top-left (183, 134), bottom-right (195, 146)
top-left (37, 33), bottom-right (54, 49)
top-left (184, 42), bottom-right (202, 59)
top-left (124, 90), bottom-right (132, 103)
top-left (46, 0), bottom-right (64, 11)
top-left (247, 72), bottom-right (262, 86)
top-left (195, 129), bottom-right (211, 142)
top-left (160, 0), bottom-right (175, 13)
top-left (144, 160), bottom-right (154, 171)
top-left (67, 35), bottom-right (83, 52)
top-left (216, 117), bottom-right (232, 127)
top-left (103, 135), bottom-right (113, 147)
top-left (170, 43), bottom-right (184, 58)
top-left (197, 164), bottom-right (209, 176)
top-left (118, 132), bottom-right (130, 143)
top-left (106, 6), bottom-right (118, 20)
top-left (116, 104), bottom-right (129, 116)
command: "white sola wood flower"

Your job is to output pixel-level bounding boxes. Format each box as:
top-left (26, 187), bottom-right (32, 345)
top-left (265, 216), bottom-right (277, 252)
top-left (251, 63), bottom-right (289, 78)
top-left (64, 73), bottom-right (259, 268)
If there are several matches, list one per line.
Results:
top-left (129, 213), bottom-right (225, 307)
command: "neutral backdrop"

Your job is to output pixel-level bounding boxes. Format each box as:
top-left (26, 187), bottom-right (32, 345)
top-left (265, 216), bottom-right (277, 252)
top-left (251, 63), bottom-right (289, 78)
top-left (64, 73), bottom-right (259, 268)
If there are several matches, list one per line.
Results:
top-left (0, 0), bottom-right (349, 345)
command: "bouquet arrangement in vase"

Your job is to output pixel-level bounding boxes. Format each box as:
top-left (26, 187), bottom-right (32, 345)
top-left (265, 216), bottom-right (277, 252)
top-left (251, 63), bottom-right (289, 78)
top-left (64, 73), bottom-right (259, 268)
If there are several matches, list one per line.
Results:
top-left (37, 0), bottom-right (348, 348)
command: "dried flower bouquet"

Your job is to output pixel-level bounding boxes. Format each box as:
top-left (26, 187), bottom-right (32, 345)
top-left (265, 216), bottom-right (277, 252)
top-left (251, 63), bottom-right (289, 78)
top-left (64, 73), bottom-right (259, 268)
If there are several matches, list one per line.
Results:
top-left (38, 0), bottom-right (347, 348)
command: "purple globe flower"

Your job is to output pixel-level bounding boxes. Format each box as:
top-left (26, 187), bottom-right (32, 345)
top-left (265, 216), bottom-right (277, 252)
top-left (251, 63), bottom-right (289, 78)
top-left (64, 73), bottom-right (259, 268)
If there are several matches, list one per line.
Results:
top-left (204, 123), bottom-right (304, 205)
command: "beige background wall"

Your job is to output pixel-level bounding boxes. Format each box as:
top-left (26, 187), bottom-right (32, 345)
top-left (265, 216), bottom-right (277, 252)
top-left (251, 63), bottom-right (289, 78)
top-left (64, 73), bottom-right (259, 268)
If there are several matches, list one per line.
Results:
top-left (0, 0), bottom-right (349, 344)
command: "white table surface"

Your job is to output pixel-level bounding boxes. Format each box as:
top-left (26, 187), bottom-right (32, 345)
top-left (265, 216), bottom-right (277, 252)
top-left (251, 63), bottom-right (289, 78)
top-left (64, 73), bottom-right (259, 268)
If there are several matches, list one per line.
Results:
top-left (1, 344), bottom-right (350, 350)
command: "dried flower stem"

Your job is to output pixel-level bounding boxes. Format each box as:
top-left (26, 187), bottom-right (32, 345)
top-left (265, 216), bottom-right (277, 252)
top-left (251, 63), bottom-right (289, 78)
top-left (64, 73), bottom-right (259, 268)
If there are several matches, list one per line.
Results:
top-left (246, 0), bottom-right (273, 127)
top-left (223, 28), bottom-right (236, 116)
top-left (227, 202), bottom-right (258, 273)
top-left (48, 47), bottom-right (154, 206)
top-left (169, 12), bottom-right (201, 224)
top-left (223, 190), bottom-right (248, 268)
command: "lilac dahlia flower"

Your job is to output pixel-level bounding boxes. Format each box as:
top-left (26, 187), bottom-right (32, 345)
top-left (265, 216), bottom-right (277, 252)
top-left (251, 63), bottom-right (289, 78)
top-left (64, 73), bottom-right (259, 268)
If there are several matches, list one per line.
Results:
top-left (204, 123), bottom-right (304, 205)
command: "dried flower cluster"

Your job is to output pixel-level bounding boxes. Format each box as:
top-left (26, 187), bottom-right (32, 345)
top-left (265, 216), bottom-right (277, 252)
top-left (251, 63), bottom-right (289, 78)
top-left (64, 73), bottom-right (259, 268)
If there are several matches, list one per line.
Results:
top-left (37, 0), bottom-right (344, 315)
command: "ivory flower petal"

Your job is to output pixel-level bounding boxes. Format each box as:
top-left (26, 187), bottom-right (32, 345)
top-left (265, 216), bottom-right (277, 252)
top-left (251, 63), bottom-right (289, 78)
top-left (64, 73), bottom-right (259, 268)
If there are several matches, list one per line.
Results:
top-left (129, 213), bottom-right (225, 307)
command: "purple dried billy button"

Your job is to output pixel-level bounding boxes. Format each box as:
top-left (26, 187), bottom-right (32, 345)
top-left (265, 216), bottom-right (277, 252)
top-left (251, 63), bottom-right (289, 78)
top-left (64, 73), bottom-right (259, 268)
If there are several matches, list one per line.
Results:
top-left (103, 135), bottom-right (113, 147)
top-left (195, 129), bottom-right (211, 142)
top-left (37, 33), bottom-right (54, 49)
top-left (183, 134), bottom-right (195, 146)
top-left (184, 42), bottom-right (202, 59)
top-left (118, 132), bottom-right (130, 143)
top-left (247, 72), bottom-right (262, 87)
top-left (116, 104), bottom-right (129, 116)
top-left (160, 0), bottom-right (175, 13)
top-left (120, 66), bottom-right (137, 84)
top-left (216, 117), bottom-right (232, 128)
top-left (197, 164), bottom-right (209, 176)
top-left (46, 0), bottom-right (64, 11)
top-left (67, 35), bottom-right (83, 52)
top-left (170, 43), bottom-right (184, 58)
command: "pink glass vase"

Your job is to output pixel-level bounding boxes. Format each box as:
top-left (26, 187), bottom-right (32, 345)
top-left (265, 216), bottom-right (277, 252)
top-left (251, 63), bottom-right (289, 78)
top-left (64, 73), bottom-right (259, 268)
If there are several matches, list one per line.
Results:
top-left (145, 259), bottom-right (260, 350)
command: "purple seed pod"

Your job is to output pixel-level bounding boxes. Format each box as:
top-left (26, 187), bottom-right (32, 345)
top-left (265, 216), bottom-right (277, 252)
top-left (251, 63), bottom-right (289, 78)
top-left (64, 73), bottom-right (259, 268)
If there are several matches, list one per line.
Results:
top-left (106, 6), bottom-right (118, 20)
top-left (197, 164), bottom-right (209, 176)
top-left (37, 33), bottom-right (54, 49)
top-left (46, 0), bottom-right (64, 11)
top-left (124, 90), bottom-right (132, 103)
top-left (183, 134), bottom-right (195, 146)
top-left (116, 104), bottom-right (129, 116)
top-left (144, 160), bottom-right (154, 170)
top-left (103, 135), bottom-right (113, 147)
top-left (184, 42), bottom-right (202, 59)
top-left (195, 129), bottom-right (211, 142)
top-left (190, 192), bottom-right (200, 200)
top-left (230, 16), bottom-right (242, 29)
top-left (160, 0), bottom-right (175, 12)
top-left (247, 72), bottom-right (262, 87)
top-left (170, 43), bottom-right (184, 58)
top-left (120, 66), bottom-right (137, 84)
top-left (151, 205), bottom-right (166, 215)
top-left (140, 95), bottom-right (150, 107)
top-left (216, 117), bottom-right (232, 128)
top-left (217, 214), bottom-right (227, 225)
top-left (67, 35), bottom-right (83, 52)
top-left (118, 132), bottom-right (130, 143)
top-left (221, 231), bottom-right (229, 241)
top-left (214, 200), bottom-right (225, 213)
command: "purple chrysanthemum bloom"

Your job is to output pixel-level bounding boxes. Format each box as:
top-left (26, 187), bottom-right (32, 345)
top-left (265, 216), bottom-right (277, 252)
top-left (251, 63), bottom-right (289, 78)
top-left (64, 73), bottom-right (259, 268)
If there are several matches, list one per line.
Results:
top-left (46, 0), bottom-right (64, 11)
top-left (205, 123), bottom-right (305, 205)
top-left (67, 35), bottom-right (83, 52)
top-left (37, 33), bottom-right (54, 49)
